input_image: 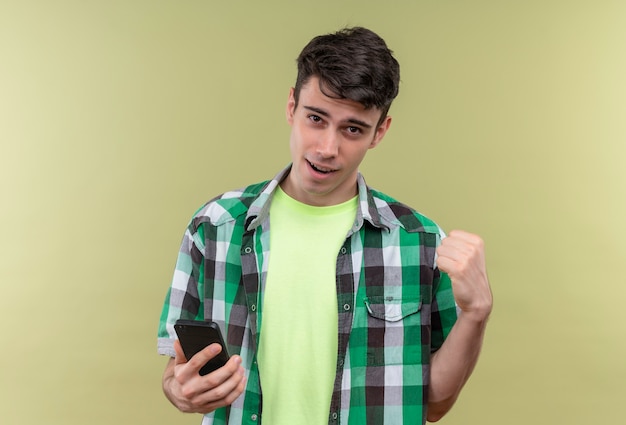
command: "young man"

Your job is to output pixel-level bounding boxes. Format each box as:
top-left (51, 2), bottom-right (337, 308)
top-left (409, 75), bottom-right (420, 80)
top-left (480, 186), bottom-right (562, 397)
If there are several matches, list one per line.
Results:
top-left (158, 27), bottom-right (492, 424)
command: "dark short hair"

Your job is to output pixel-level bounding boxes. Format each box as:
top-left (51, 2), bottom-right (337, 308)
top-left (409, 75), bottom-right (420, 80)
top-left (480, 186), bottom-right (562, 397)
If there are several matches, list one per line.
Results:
top-left (294, 27), bottom-right (400, 126)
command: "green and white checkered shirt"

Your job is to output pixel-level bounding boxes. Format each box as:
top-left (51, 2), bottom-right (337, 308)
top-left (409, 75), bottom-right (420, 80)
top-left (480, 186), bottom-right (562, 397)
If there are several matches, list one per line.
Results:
top-left (158, 166), bottom-right (458, 425)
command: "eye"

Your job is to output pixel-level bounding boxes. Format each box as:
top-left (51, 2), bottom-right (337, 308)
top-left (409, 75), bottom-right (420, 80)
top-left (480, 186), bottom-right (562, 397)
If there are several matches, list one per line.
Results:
top-left (308, 114), bottom-right (323, 124)
top-left (346, 126), bottom-right (362, 135)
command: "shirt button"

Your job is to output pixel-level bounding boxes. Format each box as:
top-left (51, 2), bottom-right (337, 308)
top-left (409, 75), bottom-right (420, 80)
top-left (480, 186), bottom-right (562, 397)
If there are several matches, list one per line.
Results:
top-left (251, 304), bottom-right (257, 312)
top-left (251, 413), bottom-right (258, 421)
top-left (340, 247), bottom-right (347, 254)
top-left (332, 412), bottom-right (338, 420)
top-left (343, 303), bottom-right (350, 311)
top-left (244, 246), bottom-right (252, 254)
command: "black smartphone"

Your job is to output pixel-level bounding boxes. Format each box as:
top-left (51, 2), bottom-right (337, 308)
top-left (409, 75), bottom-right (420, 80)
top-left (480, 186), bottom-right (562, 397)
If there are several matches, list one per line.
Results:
top-left (174, 319), bottom-right (230, 375)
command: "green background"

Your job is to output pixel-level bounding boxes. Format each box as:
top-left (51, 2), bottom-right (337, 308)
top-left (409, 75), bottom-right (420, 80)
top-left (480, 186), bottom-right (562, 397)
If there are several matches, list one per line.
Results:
top-left (1, 0), bottom-right (625, 423)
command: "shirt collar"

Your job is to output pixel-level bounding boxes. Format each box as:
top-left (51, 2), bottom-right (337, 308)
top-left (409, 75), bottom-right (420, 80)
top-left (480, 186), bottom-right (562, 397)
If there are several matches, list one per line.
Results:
top-left (244, 164), bottom-right (391, 232)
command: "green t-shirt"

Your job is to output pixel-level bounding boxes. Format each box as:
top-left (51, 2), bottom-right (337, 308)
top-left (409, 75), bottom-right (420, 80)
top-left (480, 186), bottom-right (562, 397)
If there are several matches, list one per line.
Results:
top-left (257, 187), bottom-right (357, 424)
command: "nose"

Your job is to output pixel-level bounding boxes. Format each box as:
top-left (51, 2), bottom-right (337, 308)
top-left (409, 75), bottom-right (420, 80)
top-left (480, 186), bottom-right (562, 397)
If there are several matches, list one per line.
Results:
top-left (316, 130), bottom-right (339, 158)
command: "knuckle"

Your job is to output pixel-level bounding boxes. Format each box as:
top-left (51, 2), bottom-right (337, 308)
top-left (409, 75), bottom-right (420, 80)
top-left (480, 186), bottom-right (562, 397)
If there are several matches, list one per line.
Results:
top-left (212, 386), bottom-right (228, 400)
top-left (224, 392), bottom-right (239, 405)
top-left (180, 385), bottom-right (195, 399)
top-left (204, 373), bottom-right (223, 388)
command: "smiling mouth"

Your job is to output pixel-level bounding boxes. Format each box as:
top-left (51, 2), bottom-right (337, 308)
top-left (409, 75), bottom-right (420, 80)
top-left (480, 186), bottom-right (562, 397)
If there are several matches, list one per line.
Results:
top-left (307, 160), bottom-right (336, 174)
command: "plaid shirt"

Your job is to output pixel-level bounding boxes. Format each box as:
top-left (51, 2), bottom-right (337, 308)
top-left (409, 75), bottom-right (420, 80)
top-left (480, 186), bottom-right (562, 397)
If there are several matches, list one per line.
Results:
top-left (158, 166), bottom-right (458, 425)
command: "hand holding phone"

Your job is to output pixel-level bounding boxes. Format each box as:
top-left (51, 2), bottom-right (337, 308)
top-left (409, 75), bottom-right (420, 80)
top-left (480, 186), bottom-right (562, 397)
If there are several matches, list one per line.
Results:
top-left (174, 320), bottom-right (230, 375)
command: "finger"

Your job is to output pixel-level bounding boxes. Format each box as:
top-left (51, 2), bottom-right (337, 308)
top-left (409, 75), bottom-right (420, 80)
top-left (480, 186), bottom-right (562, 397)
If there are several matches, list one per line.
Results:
top-left (447, 230), bottom-right (483, 245)
top-left (435, 255), bottom-right (456, 274)
top-left (195, 359), bottom-right (246, 408)
top-left (438, 232), bottom-right (484, 262)
top-left (197, 354), bottom-right (242, 387)
top-left (437, 241), bottom-right (470, 263)
top-left (181, 357), bottom-right (244, 411)
top-left (203, 374), bottom-right (247, 411)
top-left (186, 343), bottom-right (224, 373)
top-left (193, 374), bottom-right (247, 413)
top-left (437, 241), bottom-right (473, 267)
top-left (437, 246), bottom-right (485, 281)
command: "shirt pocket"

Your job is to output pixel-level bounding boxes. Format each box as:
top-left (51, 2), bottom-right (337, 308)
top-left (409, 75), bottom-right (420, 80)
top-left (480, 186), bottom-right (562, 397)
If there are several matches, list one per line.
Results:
top-left (363, 296), bottom-right (423, 366)
top-left (364, 296), bottom-right (422, 322)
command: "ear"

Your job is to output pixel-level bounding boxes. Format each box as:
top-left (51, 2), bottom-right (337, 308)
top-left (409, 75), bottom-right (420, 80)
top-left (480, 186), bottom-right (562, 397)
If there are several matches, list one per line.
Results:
top-left (369, 115), bottom-right (392, 149)
top-left (286, 87), bottom-right (296, 125)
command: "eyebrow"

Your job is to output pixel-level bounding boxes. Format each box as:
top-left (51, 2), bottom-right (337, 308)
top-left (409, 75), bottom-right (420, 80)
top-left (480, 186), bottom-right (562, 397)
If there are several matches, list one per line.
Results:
top-left (303, 105), bottom-right (373, 129)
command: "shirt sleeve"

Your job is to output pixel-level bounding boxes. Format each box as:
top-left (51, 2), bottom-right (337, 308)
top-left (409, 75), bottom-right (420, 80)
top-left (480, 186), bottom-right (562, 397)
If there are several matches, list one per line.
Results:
top-left (429, 269), bottom-right (458, 353)
top-left (157, 224), bottom-right (205, 357)
top-left (429, 228), bottom-right (458, 352)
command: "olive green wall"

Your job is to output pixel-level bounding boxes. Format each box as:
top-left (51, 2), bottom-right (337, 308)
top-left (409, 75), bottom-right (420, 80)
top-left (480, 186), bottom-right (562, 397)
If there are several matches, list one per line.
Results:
top-left (1, 1), bottom-right (624, 423)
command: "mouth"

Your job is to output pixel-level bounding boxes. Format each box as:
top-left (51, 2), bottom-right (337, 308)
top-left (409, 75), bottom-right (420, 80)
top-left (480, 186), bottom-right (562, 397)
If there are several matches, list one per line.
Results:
top-left (307, 160), bottom-right (337, 175)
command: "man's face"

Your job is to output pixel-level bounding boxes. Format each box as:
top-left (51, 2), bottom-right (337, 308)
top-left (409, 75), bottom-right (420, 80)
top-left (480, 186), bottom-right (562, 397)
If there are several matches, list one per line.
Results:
top-left (282, 77), bottom-right (391, 206)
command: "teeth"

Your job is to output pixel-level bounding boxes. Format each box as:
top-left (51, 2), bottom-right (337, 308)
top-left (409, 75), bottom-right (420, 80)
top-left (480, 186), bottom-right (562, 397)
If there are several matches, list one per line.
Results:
top-left (310, 161), bottom-right (333, 173)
